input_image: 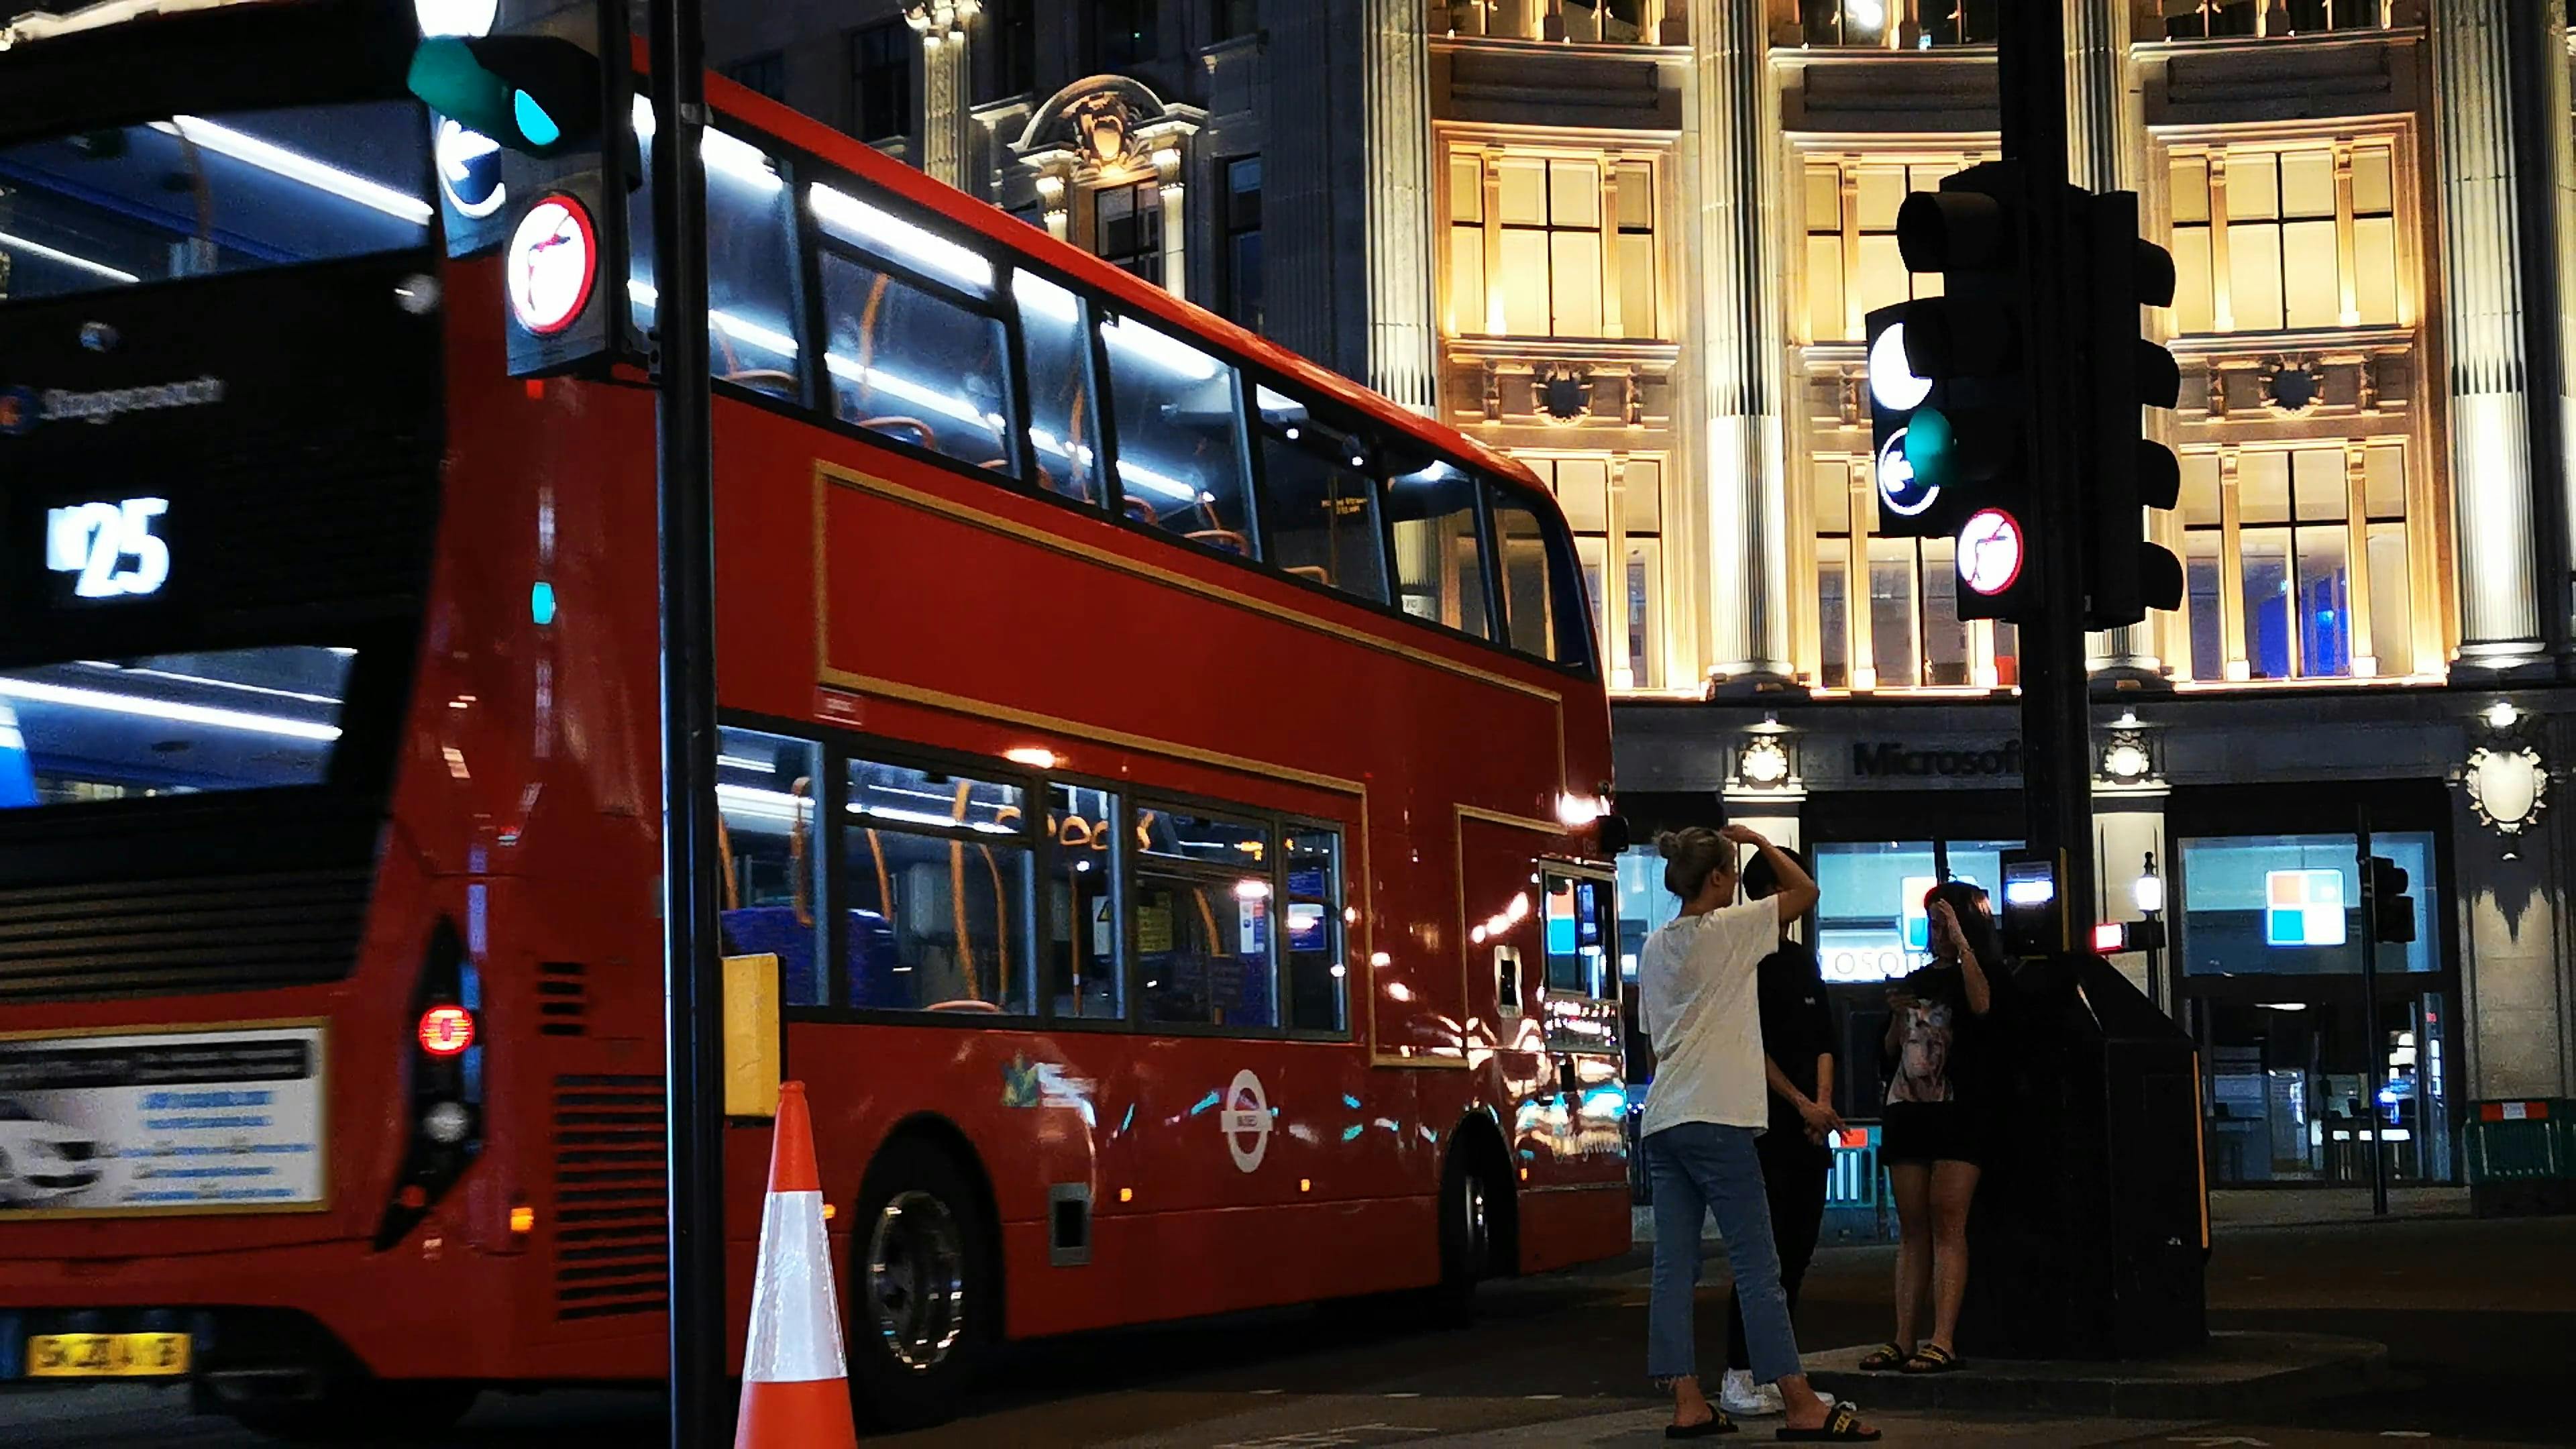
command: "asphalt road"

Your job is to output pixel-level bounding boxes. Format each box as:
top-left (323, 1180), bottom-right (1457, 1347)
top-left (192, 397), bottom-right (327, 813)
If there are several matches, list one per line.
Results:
top-left (3, 1212), bottom-right (2568, 1448)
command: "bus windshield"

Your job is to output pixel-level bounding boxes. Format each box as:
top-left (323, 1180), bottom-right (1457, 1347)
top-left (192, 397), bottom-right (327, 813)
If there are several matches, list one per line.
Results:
top-left (0, 98), bottom-right (430, 303)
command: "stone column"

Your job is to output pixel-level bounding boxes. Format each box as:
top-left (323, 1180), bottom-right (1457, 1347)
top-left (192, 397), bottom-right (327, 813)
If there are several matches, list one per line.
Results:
top-left (1688, 0), bottom-right (1793, 687)
top-left (1360, 0), bottom-right (1438, 411)
top-left (2530, 0), bottom-right (2576, 665)
top-left (2430, 0), bottom-right (2548, 669)
top-left (905, 1), bottom-right (976, 191)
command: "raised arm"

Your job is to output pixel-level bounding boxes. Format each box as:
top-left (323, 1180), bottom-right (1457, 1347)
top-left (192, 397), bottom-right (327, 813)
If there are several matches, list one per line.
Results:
top-left (1931, 899), bottom-right (1994, 1016)
top-left (1720, 824), bottom-right (1817, 922)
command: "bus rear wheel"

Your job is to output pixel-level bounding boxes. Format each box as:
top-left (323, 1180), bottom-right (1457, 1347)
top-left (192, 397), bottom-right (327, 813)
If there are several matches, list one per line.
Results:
top-left (221, 1380), bottom-right (478, 1443)
top-left (845, 1138), bottom-right (996, 1431)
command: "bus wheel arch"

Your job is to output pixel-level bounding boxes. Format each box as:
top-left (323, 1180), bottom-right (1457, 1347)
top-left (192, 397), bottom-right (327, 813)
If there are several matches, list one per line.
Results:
top-left (842, 1114), bottom-right (1002, 1432)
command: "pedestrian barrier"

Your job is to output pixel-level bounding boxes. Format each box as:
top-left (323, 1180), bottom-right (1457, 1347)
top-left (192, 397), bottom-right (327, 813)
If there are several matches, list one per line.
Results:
top-left (736, 1081), bottom-right (860, 1449)
top-left (2464, 1098), bottom-right (2574, 1218)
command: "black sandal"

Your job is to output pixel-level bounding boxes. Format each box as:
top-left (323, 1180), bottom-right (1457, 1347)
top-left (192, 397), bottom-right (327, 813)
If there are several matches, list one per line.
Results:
top-left (1777, 1399), bottom-right (1881, 1442)
top-left (1666, 1409), bottom-right (1738, 1438)
top-left (1901, 1342), bottom-right (1966, 1375)
top-left (1855, 1342), bottom-right (1909, 1372)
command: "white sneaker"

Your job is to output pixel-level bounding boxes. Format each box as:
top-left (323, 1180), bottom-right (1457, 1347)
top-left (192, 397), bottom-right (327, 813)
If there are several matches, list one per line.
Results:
top-left (1719, 1370), bottom-right (1783, 1417)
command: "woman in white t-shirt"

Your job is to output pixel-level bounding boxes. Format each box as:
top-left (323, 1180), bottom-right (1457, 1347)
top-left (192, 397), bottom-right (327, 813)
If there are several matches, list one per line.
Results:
top-left (1638, 825), bottom-right (1878, 1442)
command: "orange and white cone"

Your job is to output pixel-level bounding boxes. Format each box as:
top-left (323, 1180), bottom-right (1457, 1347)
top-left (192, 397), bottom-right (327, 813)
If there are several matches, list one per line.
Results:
top-left (736, 1081), bottom-right (859, 1449)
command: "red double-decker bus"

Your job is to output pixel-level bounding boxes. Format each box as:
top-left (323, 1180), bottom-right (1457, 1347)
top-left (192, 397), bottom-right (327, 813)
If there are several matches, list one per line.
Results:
top-left (0, 0), bottom-right (1627, 1435)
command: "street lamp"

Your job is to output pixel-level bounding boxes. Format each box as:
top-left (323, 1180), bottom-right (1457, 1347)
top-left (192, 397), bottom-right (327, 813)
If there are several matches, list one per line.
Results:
top-left (2134, 850), bottom-right (2165, 998)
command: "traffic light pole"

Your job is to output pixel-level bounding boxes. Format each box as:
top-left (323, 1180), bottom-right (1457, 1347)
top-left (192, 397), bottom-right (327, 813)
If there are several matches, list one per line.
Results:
top-left (2356, 806), bottom-right (2390, 1218)
top-left (647, 0), bottom-right (731, 1441)
top-left (1995, 0), bottom-right (2098, 930)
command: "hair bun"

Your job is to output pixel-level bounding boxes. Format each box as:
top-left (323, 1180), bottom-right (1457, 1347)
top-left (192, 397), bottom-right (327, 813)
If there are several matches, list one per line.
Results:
top-left (1654, 828), bottom-right (1689, 861)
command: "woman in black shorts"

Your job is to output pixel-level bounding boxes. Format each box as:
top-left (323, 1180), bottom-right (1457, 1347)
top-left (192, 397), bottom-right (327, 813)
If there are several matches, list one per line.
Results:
top-left (1859, 880), bottom-right (1996, 1376)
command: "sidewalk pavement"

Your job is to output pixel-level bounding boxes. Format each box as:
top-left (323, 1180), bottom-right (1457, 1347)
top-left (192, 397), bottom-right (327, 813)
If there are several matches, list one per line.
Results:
top-left (1396, 1405), bottom-right (2188, 1446)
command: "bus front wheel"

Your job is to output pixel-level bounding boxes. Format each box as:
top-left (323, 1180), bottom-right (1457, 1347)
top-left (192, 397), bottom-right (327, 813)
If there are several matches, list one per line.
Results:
top-left (845, 1137), bottom-right (996, 1430)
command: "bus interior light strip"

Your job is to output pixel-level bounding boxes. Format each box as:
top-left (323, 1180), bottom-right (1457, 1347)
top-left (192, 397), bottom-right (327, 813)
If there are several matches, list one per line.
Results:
top-left (151, 117), bottom-right (433, 226)
top-left (0, 677), bottom-right (341, 741)
top-left (626, 281), bottom-right (800, 358)
top-left (1099, 315), bottom-right (1221, 381)
top-left (823, 355), bottom-right (1004, 431)
top-left (0, 227), bottom-right (139, 283)
top-left (809, 182), bottom-right (995, 294)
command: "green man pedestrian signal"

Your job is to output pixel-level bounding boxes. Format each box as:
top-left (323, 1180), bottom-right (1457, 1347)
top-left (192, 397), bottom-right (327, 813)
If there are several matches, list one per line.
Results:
top-left (2084, 191), bottom-right (2185, 629)
top-left (407, 34), bottom-right (601, 158)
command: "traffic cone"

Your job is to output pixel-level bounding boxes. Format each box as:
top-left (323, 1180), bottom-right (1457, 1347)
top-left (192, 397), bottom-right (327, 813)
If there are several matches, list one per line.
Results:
top-left (736, 1081), bottom-right (859, 1449)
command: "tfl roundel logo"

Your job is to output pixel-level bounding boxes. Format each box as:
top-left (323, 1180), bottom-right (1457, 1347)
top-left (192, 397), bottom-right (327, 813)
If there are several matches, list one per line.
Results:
top-left (0, 387), bottom-right (38, 437)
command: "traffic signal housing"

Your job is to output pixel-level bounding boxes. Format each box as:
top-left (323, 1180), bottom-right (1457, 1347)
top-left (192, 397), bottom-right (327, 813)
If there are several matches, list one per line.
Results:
top-left (1891, 162), bottom-right (2042, 623)
top-left (2365, 856), bottom-right (2415, 945)
top-left (2083, 190), bottom-right (2185, 629)
top-left (409, 1), bottom-right (632, 378)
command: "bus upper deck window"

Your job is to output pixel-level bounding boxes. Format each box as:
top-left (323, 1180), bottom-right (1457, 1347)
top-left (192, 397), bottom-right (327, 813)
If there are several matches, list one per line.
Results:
top-left (1253, 386), bottom-right (1389, 604)
top-left (1014, 270), bottom-right (1104, 506)
top-left (1491, 484), bottom-right (1589, 667)
top-left (1099, 314), bottom-right (1257, 559)
top-left (1385, 459), bottom-right (1493, 641)
top-left (631, 123), bottom-right (803, 400)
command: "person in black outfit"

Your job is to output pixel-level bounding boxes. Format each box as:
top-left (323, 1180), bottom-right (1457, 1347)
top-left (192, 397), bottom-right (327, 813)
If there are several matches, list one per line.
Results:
top-left (1858, 879), bottom-right (1997, 1377)
top-left (1717, 847), bottom-right (1845, 1419)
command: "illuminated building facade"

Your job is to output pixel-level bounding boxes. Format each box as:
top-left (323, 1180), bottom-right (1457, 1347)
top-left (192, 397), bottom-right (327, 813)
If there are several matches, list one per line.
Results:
top-left (712, 0), bottom-right (2576, 1187)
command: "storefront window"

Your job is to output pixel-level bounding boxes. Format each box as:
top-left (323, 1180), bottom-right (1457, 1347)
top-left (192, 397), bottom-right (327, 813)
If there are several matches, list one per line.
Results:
top-left (2178, 832), bottom-right (2435, 975)
top-left (1814, 841), bottom-right (1938, 985)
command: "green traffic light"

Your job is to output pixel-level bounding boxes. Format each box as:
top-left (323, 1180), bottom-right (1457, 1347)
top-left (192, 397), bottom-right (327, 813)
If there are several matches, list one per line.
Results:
top-left (1903, 405), bottom-right (1957, 489)
top-left (514, 91), bottom-right (562, 148)
top-left (407, 35), bottom-right (599, 158)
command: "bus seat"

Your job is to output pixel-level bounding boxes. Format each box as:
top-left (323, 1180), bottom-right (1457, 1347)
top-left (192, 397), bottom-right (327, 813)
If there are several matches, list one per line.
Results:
top-left (845, 909), bottom-right (901, 1009)
top-left (861, 416), bottom-right (937, 451)
top-left (723, 368), bottom-right (798, 393)
top-left (1285, 565), bottom-right (1330, 582)
top-left (720, 906), bottom-right (820, 1006)
top-left (1186, 529), bottom-right (1250, 556)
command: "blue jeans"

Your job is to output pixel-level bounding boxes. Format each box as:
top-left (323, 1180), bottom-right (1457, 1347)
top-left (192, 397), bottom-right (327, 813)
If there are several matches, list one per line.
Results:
top-left (1645, 1122), bottom-right (1801, 1385)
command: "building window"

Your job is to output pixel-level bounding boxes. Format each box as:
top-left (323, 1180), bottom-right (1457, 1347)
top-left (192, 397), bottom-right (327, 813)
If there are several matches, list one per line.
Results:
top-left (1212, 0), bottom-right (1257, 40)
top-left (2169, 141), bottom-right (2402, 335)
top-left (1443, 147), bottom-right (1658, 341)
top-left (1092, 0), bottom-right (1159, 69)
top-left (721, 51), bottom-right (787, 103)
top-left (1524, 455), bottom-right (1662, 690)
top-left (849, 20), bottom-right (912, 144)
top-left (2163, 0), bottom-right (2389, 39)
top-left (2178, 442), bottom-right (2413, 683)
top-left (1809, 455), bottom-right (2015, 692)
top-left (1802, 156), bottom-right (1967, 343)
top-left (979, 0), bottom-right (1037, 103)
top-left (1222, 155), bottom-right (1262, 331)
top-left (1093, 179), bottom-right (1163, 284)
top-left (1798, 0), bottom-right (1996, 48)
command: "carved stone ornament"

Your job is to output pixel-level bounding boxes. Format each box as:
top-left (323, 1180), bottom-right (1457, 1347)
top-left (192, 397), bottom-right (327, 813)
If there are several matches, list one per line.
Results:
top-left (1536, 364), bottom-right (1593, 423)
top-left (1737, 735), bottom-right (1791, 788)
top-left (2465, 745), bottom-right (2548, 837)
top-left (2100, 730), bottom-right (2153, 785)
top-left (2259, 355), bottom-right (2322, 415)
top-left (1073, 91), bottom-right (1136, 170)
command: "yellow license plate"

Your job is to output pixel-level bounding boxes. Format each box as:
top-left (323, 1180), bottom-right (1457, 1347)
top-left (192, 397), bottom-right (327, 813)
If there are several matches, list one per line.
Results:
top-left (25, 1332), bottom-right (191, 1379)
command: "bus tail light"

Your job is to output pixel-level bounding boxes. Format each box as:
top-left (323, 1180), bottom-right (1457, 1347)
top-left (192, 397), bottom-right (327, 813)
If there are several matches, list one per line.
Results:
top-left (418, 1005), bottom-right (476, 1055)
top-left (375, 918), bottom-right (485, 1251)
